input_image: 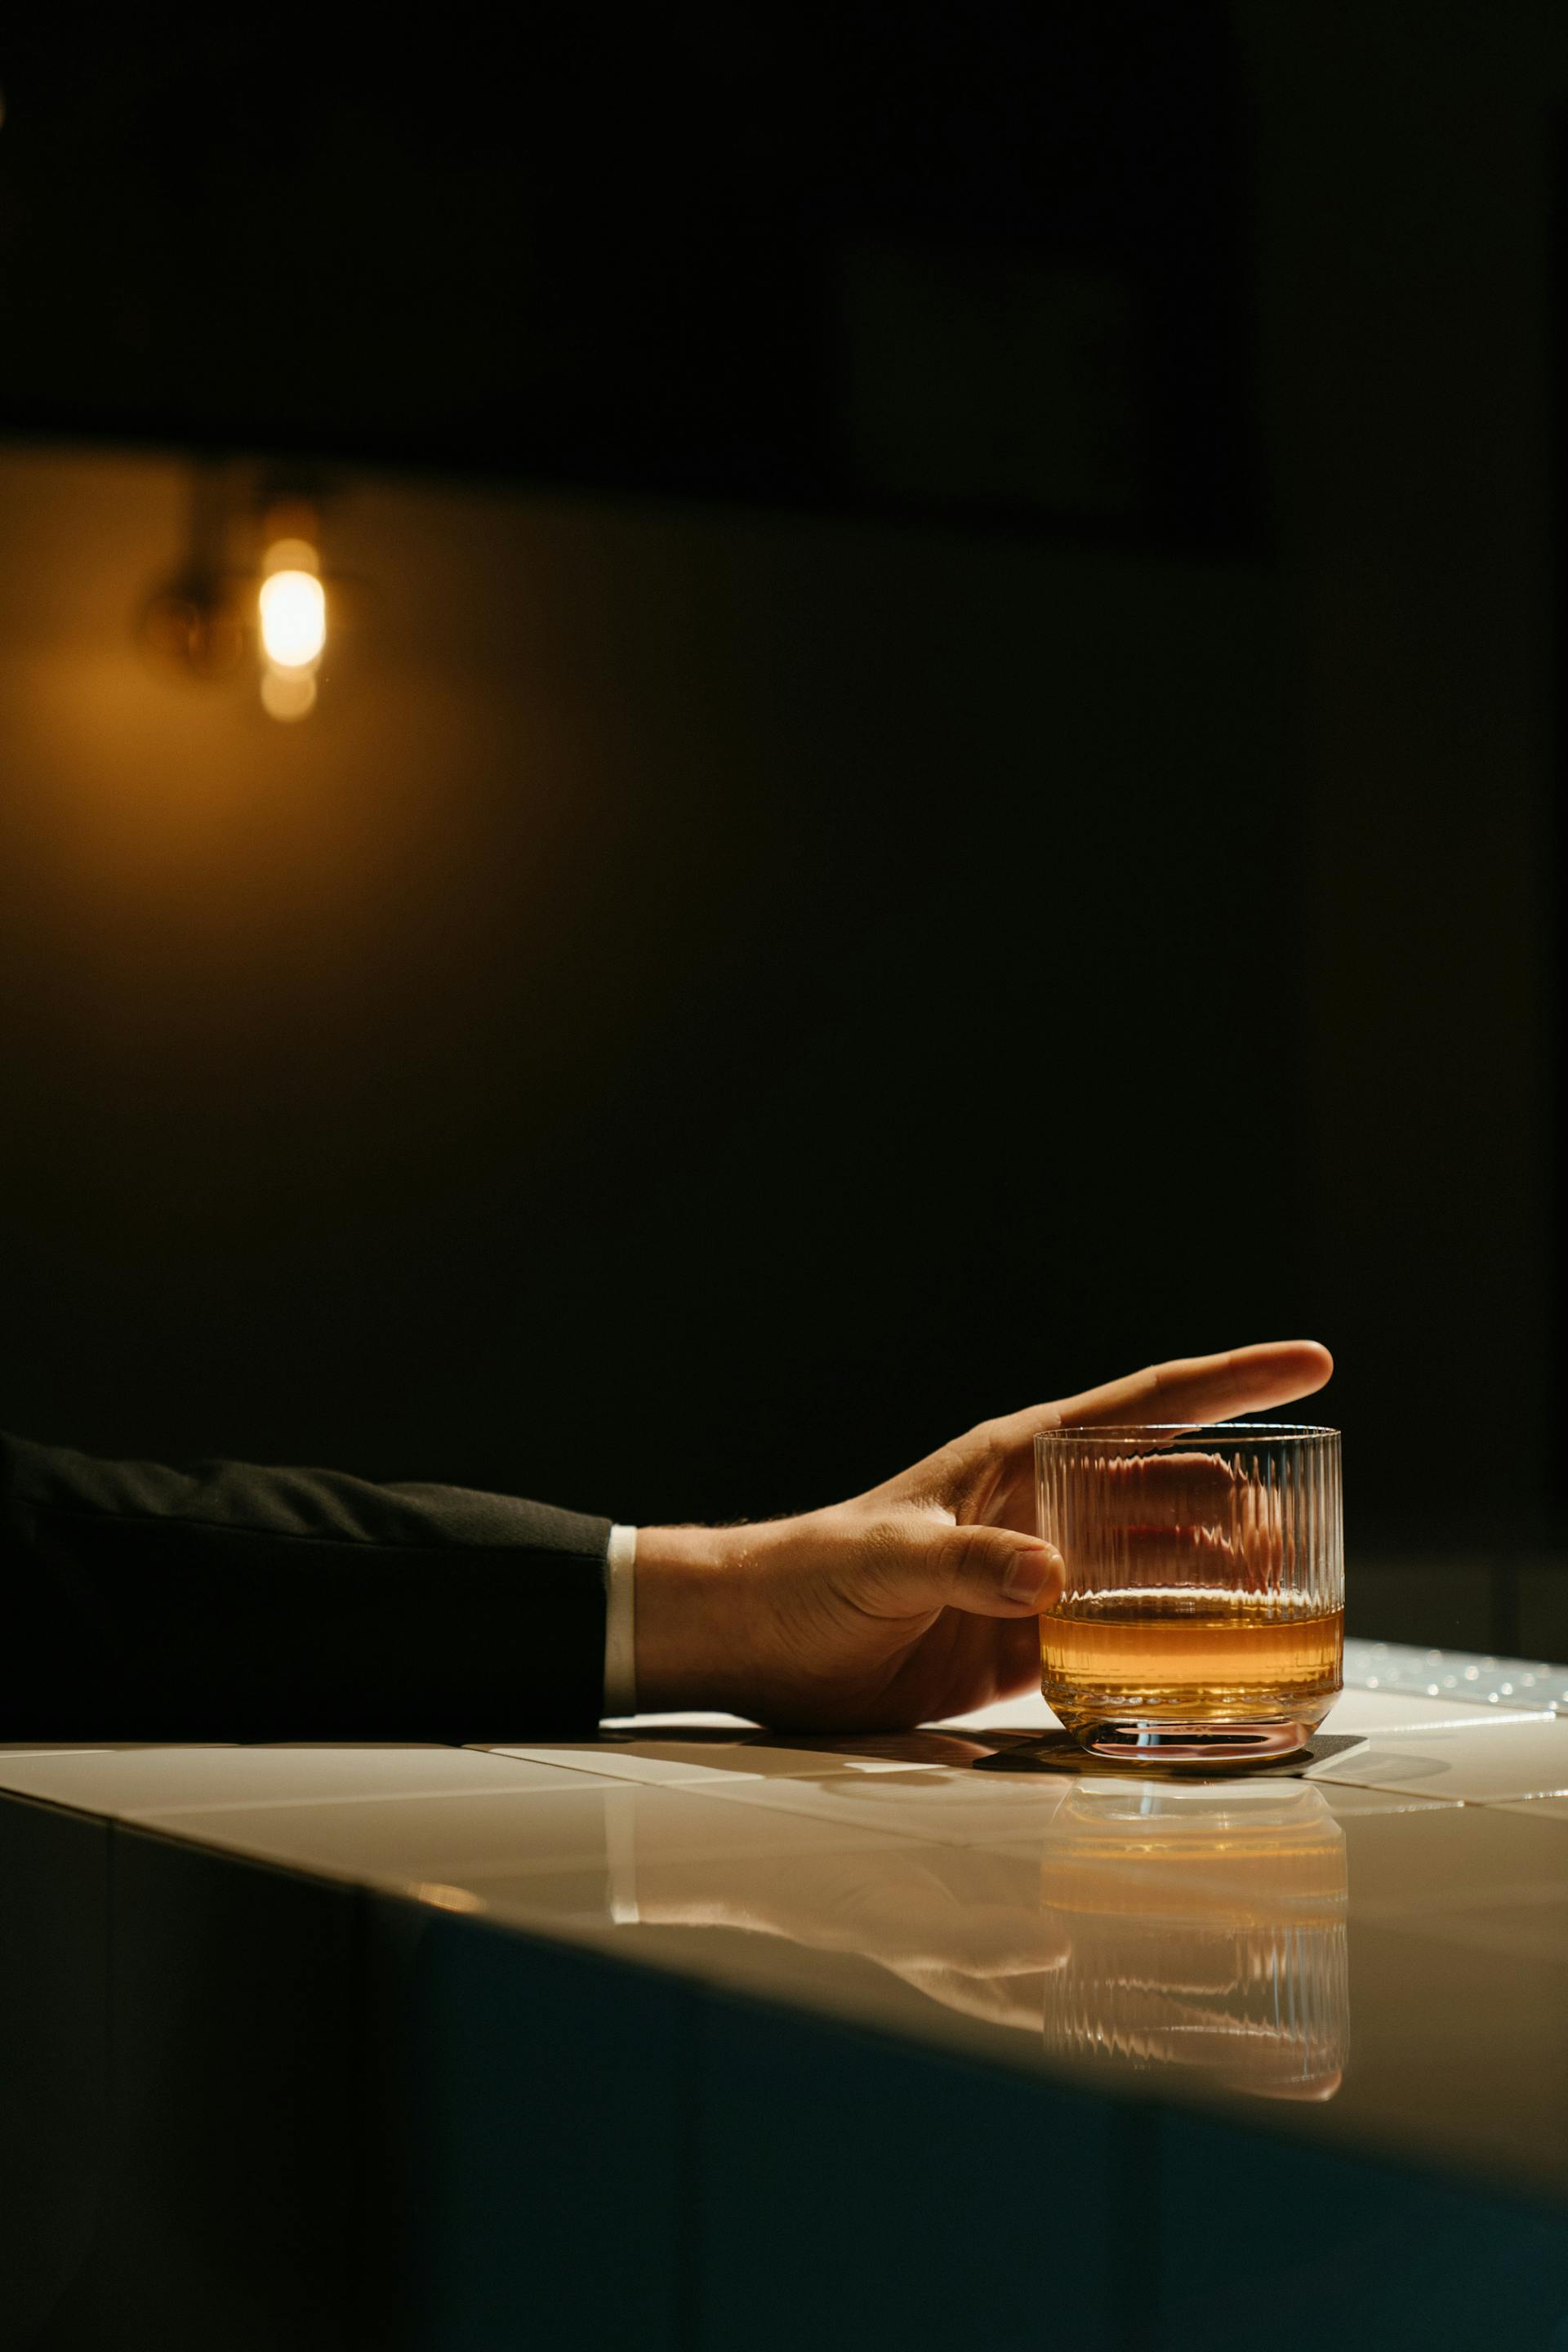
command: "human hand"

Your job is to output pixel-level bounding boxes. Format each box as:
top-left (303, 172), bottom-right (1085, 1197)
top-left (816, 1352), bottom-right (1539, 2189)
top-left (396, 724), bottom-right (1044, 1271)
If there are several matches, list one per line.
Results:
top-left (634, 1339), bottom-right (1332, 1727)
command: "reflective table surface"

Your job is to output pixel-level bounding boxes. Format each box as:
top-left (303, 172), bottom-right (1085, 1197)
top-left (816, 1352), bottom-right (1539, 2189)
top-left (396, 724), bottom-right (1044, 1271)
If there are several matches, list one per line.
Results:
top-left (4, 1637), bottom-right (1567, 2212)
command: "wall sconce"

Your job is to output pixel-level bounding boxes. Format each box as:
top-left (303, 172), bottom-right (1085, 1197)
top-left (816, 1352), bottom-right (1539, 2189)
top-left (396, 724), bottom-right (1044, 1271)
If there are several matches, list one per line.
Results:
top-left (136, 466), bottom-right (249, 684)
top-left (138, 470), bottom-right (352, 723)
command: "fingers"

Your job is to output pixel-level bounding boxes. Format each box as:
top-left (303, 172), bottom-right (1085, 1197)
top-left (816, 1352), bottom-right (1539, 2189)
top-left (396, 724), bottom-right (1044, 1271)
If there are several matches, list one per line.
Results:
top-left (982, 1339), bottom-right (1333, 1463)
top-left (1056, 1339), bottom-right (1334, 1430)
top-left (858, 1521), bottom-right (1067, 1621)
top-left (1071, 1520), bottom-right (1285, 1593)
top-left (1056, 1450), bottom-right (1239, 1521)
top-left (1032, 1445), bottom-right (1294, 1594)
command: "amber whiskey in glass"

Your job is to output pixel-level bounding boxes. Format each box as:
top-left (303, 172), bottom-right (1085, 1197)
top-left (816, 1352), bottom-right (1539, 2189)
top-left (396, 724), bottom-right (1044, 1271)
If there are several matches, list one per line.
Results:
top-left (1036, 1424), bottom-right (1343, 1764)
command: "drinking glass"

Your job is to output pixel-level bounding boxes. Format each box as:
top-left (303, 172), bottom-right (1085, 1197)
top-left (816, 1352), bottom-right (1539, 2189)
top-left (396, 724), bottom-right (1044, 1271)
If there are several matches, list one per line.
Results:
top-left (1035, 1422), bottom-right (1343, 1764)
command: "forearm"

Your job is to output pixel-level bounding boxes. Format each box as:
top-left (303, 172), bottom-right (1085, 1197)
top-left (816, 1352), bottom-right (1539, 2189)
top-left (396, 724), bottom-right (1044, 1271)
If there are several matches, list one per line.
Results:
top-left (1, 1430), bottom-right (610, 1740)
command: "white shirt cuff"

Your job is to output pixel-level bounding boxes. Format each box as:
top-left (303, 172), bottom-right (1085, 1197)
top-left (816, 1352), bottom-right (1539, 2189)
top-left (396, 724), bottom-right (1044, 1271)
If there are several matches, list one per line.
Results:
top-left (603, 1523), bottom-right (638, 1717)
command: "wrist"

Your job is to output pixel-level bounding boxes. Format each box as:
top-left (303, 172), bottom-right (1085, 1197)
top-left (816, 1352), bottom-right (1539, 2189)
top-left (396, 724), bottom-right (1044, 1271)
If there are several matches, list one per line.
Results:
top-left (633, 1521), bottom-right (759, 1713)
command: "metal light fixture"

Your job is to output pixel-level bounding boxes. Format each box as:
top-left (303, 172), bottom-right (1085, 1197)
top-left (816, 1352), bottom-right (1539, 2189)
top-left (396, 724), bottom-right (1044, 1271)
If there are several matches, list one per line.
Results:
top-left (137, 470), bottom-right (351, 721)
top-left (136, 465), bottom-right (249, 683)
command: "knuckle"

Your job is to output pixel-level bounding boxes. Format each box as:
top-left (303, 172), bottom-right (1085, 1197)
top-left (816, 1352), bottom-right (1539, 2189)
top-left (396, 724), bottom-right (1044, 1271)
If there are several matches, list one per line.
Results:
top-left (979, 1420), bottom-right (1012, 1469)
top-left (973, 1427), bottom-right (1021, 1513)
top-left (954, 1421), bottom-right (1011, 1502)
top-left (906, 1441), bottom-right (974, 1512)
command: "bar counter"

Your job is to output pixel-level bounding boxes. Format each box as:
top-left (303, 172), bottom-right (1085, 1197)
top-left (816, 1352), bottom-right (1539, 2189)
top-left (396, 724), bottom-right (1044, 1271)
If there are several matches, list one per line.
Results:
top-left (4, 1637), bottom-right (1567, 2349)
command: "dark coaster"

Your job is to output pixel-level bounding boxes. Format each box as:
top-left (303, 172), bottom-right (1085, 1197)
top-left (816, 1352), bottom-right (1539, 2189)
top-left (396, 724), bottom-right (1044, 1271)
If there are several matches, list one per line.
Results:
top-left (970, 1730), bottom-right (1369, 1780)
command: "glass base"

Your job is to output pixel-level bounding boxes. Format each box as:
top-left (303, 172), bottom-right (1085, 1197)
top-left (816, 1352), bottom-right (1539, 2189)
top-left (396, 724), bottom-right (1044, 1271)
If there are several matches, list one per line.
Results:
top-left (1071, 1719), bottom-right (1315, 1768)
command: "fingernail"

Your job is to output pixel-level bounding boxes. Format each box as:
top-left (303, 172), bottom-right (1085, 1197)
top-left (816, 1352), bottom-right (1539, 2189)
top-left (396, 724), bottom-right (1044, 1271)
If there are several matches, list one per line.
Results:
top-left (1002, 1545), bottom-right (1057, 1604)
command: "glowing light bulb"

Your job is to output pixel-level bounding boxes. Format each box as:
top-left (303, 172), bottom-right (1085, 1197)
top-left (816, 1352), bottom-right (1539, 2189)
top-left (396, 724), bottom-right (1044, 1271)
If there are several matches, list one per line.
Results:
top-left (259, 568), bottom-right (327, 669)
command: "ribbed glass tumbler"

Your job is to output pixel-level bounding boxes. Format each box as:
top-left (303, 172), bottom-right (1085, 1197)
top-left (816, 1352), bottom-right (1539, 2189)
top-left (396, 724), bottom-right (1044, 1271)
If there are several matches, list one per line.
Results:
top-left (1035, 1423), bottom-right (1343, 1765)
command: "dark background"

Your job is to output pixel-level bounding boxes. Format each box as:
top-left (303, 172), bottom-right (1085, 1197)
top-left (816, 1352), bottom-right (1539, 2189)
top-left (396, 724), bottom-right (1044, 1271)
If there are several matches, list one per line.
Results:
top-left (0, 2), bottom-right (1562, 1649)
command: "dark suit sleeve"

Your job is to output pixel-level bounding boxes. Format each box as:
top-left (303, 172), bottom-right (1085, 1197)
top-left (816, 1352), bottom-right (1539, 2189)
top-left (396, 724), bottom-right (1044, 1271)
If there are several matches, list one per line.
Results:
top-left (0, 1430), bottom-right (611, 1740)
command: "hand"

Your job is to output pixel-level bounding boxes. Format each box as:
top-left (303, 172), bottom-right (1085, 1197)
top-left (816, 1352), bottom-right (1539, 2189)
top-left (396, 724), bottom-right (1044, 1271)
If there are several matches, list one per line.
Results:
top-left (634, 1339), bottom-right (1332, 1728)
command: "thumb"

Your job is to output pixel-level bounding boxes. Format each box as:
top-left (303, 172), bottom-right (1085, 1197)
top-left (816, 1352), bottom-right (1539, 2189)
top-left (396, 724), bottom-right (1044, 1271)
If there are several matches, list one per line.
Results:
top-left (906, 1524), bottom-right (1066, 1619)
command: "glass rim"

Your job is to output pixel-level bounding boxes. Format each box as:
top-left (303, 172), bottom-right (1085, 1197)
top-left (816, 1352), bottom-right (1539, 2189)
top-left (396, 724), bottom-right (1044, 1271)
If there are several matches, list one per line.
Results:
top-left (1034, 1420), bottom-right (1338, 1444)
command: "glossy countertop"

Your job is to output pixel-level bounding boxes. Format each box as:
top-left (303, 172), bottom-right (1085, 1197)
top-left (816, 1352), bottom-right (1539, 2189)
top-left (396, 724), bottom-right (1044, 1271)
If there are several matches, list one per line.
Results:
top-left (4, 1635), bottom-right (1567, 2209)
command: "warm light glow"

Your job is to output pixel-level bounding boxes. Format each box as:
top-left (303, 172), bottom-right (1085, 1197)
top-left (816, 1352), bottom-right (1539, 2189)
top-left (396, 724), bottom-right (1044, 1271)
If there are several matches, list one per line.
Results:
top-left (261, 665), bottom-right (318, 722)
top-left (261, 536), bottom-right (318, 577)
top-left (259, 568), bottom-right (327, 668)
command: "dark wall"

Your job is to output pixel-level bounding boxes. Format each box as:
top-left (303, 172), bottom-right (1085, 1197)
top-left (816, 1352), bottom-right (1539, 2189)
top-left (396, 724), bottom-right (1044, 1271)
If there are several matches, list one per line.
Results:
top-left (0, 2), bottom-right (1563, 1590)
top-left (1241, 1), bottom-right (1561, 1557)
top-left (0, 455), bottom-right (1289, 1526)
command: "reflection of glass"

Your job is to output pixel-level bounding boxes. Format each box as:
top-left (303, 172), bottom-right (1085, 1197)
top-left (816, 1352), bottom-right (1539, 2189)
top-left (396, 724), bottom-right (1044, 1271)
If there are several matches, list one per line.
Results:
top-left (1038, 1780), bottom-right (1348, 2101)
top-left (1036, 1423), bottom-right (1343, 1763)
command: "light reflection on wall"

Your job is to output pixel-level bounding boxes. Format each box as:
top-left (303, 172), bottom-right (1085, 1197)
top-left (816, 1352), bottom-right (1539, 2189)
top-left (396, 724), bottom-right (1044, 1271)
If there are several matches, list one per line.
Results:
top-left (0, 443), bottom-right (666, 1264)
